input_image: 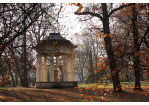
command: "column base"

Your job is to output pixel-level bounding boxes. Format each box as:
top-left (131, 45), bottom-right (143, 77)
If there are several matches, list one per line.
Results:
top-left (35, 81), bottom-right (78, 89)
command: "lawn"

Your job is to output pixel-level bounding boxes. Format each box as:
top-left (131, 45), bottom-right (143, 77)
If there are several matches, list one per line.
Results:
top-left (78, 81), bottom-right (149, 88)
top-left (0, 82), bottom-right (149, 102)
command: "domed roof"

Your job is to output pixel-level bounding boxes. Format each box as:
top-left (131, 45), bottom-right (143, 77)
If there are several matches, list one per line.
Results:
top-left (44, 33), bottom-right (63, 40)
top-left (35, 33), bottom-right (76, 48)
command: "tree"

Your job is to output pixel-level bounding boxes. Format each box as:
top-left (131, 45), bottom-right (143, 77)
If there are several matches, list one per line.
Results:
top-left (113, 3), bottom-right (149, 89)
top-left (132, 4), bottom-right (141, 90)
top-left (0, 3), bottom-right (57, 87)
top-left (74, 3), bottom-right (135, 92)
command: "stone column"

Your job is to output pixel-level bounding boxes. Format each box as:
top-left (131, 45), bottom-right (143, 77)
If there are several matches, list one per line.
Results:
top-left (44, 56), bottom-right (47, 82)
top-left (70, 54), bottom-right (74, 81)
top-left (41, 56), bottom-right (44, 82)
top-left (63, 54), bottom-right (68, 82)
top-left (56, 56), bottom-right (60, 81)
top-left (39, 55), bottom-right (42, 82)
top-left (67, 55), bottom-right (71, 81)
top-left (50, 54), bottom-right (54, 82)
top-left (36, 54), bottom-right (39, 82)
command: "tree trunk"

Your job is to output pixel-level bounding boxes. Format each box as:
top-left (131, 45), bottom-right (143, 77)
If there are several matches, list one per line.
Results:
top-left (125, 61), bottom-right (128, 82)
top-left (140, 69), bottom-right (143, 81)
top-left (132, 4), bottom-right (142, 90)
top-left (22, 8), bottom-right (28, 87)
top-left (101, 3), bottom-right (122, 92)
top-left (148, 71), bottom-right (149, 80)
top-left (9, 69), bottom-right (15, 87)
top-left (81, 68), bottom-right (84, 83)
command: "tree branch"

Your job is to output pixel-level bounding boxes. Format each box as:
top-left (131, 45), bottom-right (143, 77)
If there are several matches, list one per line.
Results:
top-left (75, 11), bottom-right (103, 21)
top-left (137, 25), bottom-right (149, 51)
top-left (108, 3), bottom-right (135, 18)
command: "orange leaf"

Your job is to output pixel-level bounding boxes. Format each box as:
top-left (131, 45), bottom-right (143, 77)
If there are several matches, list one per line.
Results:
top-left (118, 94), bottom-right (121, 97)
top-left (94, 27), bottom-right (97, 30)
top-left (77, 8), bottom-right (81, 13)
top-left (144, 60), bottom-right (147, 64)
top-left (106, 83), bottom-right (108, 86)
top-left (104, 34), bottom-right (107, 37)
top-left (100, 91), bottom-right (103, 94)
top-left (92, 86), bottom-right (95, 88)
top-left (98, 80), bottom-right (101, 83)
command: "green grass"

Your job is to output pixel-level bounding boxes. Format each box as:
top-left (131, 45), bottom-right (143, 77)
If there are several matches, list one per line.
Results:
top-left (78, 81), bottom-right (149, 88)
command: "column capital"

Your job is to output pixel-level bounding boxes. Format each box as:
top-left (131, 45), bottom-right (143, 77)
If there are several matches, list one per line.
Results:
top-left (43, 55), bottom-right (47, 57)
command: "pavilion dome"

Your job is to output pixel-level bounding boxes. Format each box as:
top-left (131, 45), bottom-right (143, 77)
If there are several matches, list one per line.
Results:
top-left (36, 33), bottom-right (76, 47)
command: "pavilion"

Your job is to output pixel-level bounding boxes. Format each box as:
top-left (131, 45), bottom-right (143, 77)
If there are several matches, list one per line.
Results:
top-left (34, 33), bottom-right (77, 88)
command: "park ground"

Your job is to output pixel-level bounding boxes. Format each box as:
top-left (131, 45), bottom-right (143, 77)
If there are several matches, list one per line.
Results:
top-left (0, 81), bottom-right (149, 102)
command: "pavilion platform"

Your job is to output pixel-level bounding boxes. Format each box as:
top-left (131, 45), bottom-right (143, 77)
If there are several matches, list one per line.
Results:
top-left (35, 81), bottom-right (78, 89)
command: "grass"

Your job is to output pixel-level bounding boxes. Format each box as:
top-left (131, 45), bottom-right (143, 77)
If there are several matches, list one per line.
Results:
top-left (78, 81), bottom-right (149, 88)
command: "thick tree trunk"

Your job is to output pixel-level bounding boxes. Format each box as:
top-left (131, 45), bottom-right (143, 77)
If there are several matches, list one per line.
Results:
top-left (132, 4), bottom-right (142, 90)
top-left (22, 7), bottom-right (28, 87)
top-left (101, 3), bottom-right (122, 92)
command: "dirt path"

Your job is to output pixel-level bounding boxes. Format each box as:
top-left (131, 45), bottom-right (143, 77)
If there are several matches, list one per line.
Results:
top-left (0, 86), bottom-right (149, 102)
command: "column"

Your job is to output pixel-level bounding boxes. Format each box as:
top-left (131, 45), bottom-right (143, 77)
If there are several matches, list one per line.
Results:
top-left (39, 55), bottom-right (42, 82)
top-left (36, 54), bottom-right (39, 82)
top-left (67, 55), bottom-right (71, 81)
top-left (50, 54), bottom-right (54, 82)
top-left (63, 54), bottom-right (68, 82)
top-left (44, 56), bottom-right (47, 82)
top-left (41, 56), bottom-right (44, 82)
top-left (70, 54), bottom-right (74, 81)
top-left (56, 56), bottom-right (60, 81)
